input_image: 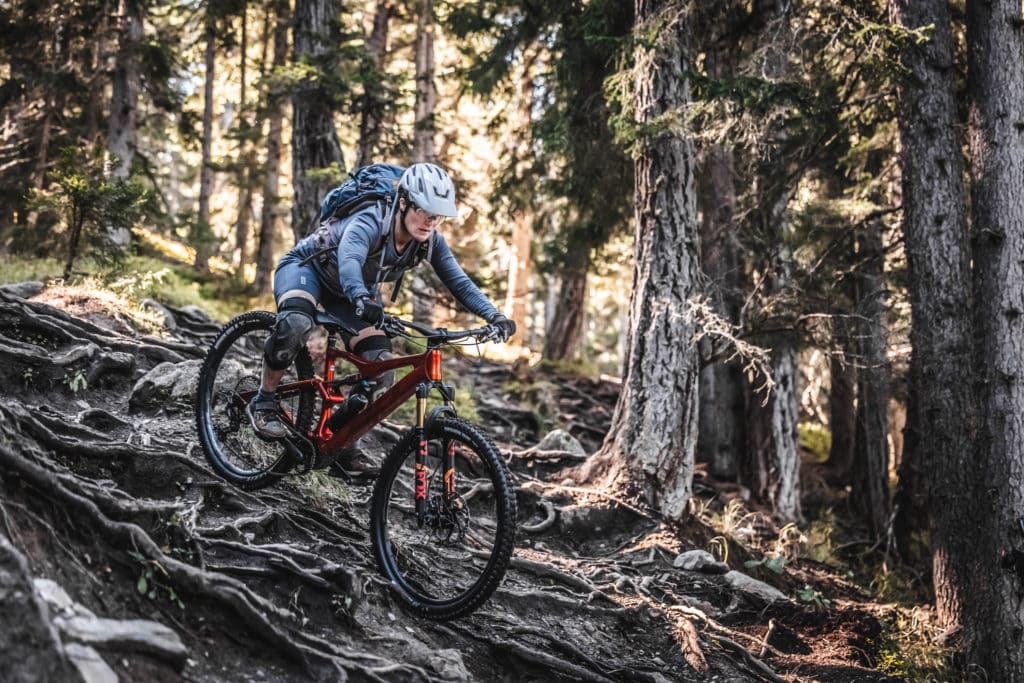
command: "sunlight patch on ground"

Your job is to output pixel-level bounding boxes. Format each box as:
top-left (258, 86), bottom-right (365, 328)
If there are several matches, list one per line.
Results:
top-left (30, 282), bottom-right (164, 334)
top-left (133, 226), bottom-right (234, 275)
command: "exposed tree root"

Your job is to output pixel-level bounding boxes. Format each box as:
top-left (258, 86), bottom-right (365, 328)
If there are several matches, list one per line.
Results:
top-left (438, 623), bottom-right (619, 683)
top-left (521, 499), bottom-right (557, 533)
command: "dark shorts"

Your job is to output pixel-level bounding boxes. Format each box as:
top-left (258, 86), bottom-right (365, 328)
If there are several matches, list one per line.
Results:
top-left (273, 252), bottom-right (371, 348)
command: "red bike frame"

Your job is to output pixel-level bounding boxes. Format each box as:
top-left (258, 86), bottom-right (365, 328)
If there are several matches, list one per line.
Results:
top-left (236, 335), bottom-right (457, 513)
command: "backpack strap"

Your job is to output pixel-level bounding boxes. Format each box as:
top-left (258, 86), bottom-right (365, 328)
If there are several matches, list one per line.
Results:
top-left (389, 234), bottom-right (434, 303)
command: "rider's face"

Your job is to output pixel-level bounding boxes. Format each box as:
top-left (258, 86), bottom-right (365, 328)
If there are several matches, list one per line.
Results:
top-left (402, 200), bottom-right (441, 242)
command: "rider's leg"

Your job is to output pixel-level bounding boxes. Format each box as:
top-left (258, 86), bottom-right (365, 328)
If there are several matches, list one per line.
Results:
top-left (330, 326), bottom-right (395, 479)
top-left (248, 258), bottom-right (321, 439)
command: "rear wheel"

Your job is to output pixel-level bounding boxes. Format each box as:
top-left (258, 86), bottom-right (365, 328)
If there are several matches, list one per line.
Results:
top-left (370, 417), bottom-right (516, 620)
top-left (195, 311), bottom-right (316, 490)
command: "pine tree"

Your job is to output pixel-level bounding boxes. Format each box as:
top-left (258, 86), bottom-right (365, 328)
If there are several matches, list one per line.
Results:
top-left (578, 0), bottom-right (700, 521)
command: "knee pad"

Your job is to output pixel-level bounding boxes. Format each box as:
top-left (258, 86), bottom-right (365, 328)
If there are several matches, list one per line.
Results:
top-left (264, 309), bottom-right (315, 370)
top-left (353, 337), bottom-right (395, 399)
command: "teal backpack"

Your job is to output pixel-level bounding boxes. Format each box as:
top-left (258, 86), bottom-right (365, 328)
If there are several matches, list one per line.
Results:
top-left (316, 163), bottom-right (406, 226)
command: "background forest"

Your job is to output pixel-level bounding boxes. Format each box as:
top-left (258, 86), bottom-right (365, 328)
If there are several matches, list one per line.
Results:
top-left (2, 0), bottom-right (1023, 680)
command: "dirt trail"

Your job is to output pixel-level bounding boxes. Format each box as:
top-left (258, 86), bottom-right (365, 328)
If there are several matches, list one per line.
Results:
top-left (0, 285), bottom-right (901, 682)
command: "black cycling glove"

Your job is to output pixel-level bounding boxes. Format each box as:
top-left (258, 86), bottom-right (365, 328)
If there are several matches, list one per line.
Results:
top-left (489, 314), bottom-right (516, 342)
top-left (354, 296), bottom-right (384, 325)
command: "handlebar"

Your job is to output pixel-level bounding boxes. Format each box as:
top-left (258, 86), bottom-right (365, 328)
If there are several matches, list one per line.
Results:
top-left (379, 314), bottom-right (504, 346)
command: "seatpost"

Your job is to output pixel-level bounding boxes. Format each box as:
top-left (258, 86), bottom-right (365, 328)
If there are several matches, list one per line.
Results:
top-left (324, 331), bottom-right (336, 381)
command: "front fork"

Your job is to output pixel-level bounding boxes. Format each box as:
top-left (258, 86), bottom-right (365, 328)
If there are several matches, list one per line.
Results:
top-left (414, 383), bottom-right (457, 526)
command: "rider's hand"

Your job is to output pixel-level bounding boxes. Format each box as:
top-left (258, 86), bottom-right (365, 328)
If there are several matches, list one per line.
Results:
top-left (354, 296), bottom-right (384, 325)
top-left (488, 314), bottom-right (516, 342)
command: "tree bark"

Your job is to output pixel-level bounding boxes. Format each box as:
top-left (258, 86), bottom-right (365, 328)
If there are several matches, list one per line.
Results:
top-left (106, 0), bottom-right (142, 247)
top-left (194, 15), bottom-right (217, 272)
top-left (543, 248), bottom-right (588, 362)
top-left (578, 0), bottom-right (700, 522)
top-left (411, 0), bottom-right (437, 326)
top-left (890, 0), bottom-right (977, 642)
top-left (107, 0), bottom-right (141, 180)
top-left (291, 0), bottom-right (345, 246)
top-left (233, 1), bottom-right (255, 275)
top-left (739, 1), bottom-right (801, 523)
top-left (355, 1), bottom-right (394, 168)
top-left (745, 344), bottom-right (801, 521)
top-left (504, 64), bottom-right (534, 342)
top-left (695, 28), bottom-right (744, 480)
top-left (412, 0), bottom-right (436, 163)
top-left (696, 144), bottom-right (744, 477)
top-left (851, 216), bottom-right (890, 537)
top-left (252, 0), bottom-right (289, 296)
top-left (965, 0), bottom-right (1024, 676)
top-left (826, 344), bottom-right (856, 483)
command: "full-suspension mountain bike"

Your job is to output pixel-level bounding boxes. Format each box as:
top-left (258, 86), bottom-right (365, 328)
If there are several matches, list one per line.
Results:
top-left (194, 309), bottom-right (517, 620)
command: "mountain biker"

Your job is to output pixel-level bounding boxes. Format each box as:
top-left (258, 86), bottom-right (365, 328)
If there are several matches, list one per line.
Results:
top-left (246, 162), bottom-right (516, 480)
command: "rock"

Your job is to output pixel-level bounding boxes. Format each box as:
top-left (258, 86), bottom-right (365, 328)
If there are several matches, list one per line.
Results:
top-left (129, 360), bottom-right (203, 413)
top-left (56, 615), bottom-right (187, 668)
top-left (76, 408), bottom-right (133, 435)
top-left (65, 643), bottom-right (118, 683)
top-left (535, 428), bottom-right (586, 456)
top-left (722, 570), bottom-right (789, 605)
top-left (35, 577), bottom-right (187, 669)
top-left (0, 280), bottom-right (44, 299)
top-left (0, 538), bottom-right (77, 683)
top-left (424, 648), bottom-right (470, 682)
top-left (33, 578), bottom-right (97, 620)
top-left (672, 550), bottom-right (730, 574)
top-left (140, 299), bottom-right (176, 331)
top-left (176, 304), bottom-right (213, 323)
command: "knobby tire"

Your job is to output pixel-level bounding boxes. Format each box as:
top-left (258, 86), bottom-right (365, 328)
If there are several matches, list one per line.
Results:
top-left (195, 311), bottom-right (315, 490)
top-left (370, 417), bottom-right (516, 620)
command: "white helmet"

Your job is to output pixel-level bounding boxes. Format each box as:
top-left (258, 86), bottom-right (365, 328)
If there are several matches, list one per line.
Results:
top-left (398, 163), bottom-right (458, 217)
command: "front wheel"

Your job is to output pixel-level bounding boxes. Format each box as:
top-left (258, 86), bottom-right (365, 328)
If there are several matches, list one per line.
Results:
top-left (195, 311), bottom-right (316, 490)
top-left (370, 417), bottom-right (517, 620)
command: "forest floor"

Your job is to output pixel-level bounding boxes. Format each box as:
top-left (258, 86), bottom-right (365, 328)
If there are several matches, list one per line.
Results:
top-left (0, 280), bottom-right (948, 682)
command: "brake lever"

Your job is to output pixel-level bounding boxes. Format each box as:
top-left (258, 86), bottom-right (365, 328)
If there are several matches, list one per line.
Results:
top-left (481, 325), bottom-right (502, 344)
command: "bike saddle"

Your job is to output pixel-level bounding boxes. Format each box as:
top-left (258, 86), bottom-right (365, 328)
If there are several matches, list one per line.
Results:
top-left (314, 310), bottom-right (357, 335)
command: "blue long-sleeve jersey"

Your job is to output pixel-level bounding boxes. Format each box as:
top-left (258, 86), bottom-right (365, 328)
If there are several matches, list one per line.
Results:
top-left (293, 200), bottom-right (500, 321)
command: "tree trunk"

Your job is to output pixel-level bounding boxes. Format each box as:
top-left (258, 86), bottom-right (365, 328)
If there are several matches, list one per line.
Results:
top-left (108, 0), bottom-right (141, 179)
top-left (543, 248), bottom-right (588, 362)
top-left (745, 345), bottom-right (801, 521)
top-left (410, 0), bottom-right (437, 326)
top-left (233, 1), bottom-right (254, 275)
top-left (504, 64), bottom-right (534, 342)
top-left (291, 0), bottom-right (345, 246)
top-left (194, 16), bottom-right (217, 272)
top-left (506, 211), bottom-right (532, 340)
top-left (826, 326), bottom-right (856, 483)
top-left (85, 0), bottom-right (111, 146)
top-left (252, 0), bottom-right (289, 296)
top-left (695, 139), bottom-right (744, 477)
top-left (106, 0), bottom-right (142, 247)
top-left (355, 1), bottom-right (393, 168)
top-left (695, 32), bottom-right (744, 480)
top-left (890, 0), bottom-right (977, 643)
top-left (740, 2), bottom-right (801, 523)
top-left (851, 216), bottom-right (890, 537)
top-left (412, 0), bottom-right (436, 163)
top-left (577, 0), bottom-right (700, 522)
top-left (965, 0), bottom-right (1024, 676)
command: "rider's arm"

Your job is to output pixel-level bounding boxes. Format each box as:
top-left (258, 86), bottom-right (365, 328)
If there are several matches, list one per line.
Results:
top-left (429, 233), bottom-right (501, 321)
top-left (336, 213), bottom-right (379, 303)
